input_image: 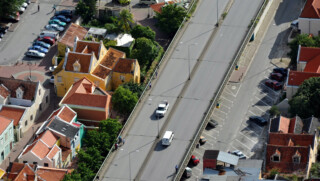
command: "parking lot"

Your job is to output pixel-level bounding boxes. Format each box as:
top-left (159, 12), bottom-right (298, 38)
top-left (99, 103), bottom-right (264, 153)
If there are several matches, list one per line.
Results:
top-left (185, 63), bottom-right (283, 180)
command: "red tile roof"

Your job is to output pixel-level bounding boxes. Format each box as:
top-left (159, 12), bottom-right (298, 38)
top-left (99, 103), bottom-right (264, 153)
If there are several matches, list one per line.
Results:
top-left (0, 106), bottom-right (25, 126)
top-left (150, 1), bottom-right (174, 13)
top-left (114, 58), bottom-right (135, 73)
top-left (287, 70), bottom-right (320, 86)
top-left (59, 23), bottom-right (88, 48)
top-left (279, 116), bottom-right (290, 133)
top-left (0, 84), bottom-right (10, 98)
top-left (37, 167), bottom-right (72, 181)
top-left (31, 140), bottom-right (51, 159)
top-left (61, 77), bottom-right (111, 109)
top-left (300, 0), bottom-right (320, 18)
top-left (57, 106), bottom-right (76, 123)
top-left (0, 115), bottom-right (12, 135)
top-left (65, 52), bottom-right (93, 73)
top-left (298, 47), bottom-right (320, 73)
top-left (268, 133), bottom-right (315, 147)
top-left (47, 145), bottom-right (60, 159)
top-left (75, 41), bottom-right (101, 58)
top-left (7, 163), bottom-right (36, 181)
top-left (39, 130), bottom-right (58, 147)
top-left (0, 77), bottom-right (38, 100)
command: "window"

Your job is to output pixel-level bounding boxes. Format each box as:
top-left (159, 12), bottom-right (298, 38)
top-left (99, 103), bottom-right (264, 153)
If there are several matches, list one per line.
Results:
top-left (44, 163), bottom-right (49, 167)
top-left (293, 156), bottom-right (300, 163)
top-left (25, 120), bottom-right (28, 126)
top-left (33, 162), bottom-right (38, 164)
top-left (30, 115), bottom-right (33, 121)
top-left (46, 96), bottom-right (49, 103)
top-left (120, 75), bottom-right (125, 82)
top-left (272, 155), bottom-right (280, 162)
top-left (57, 76), bottom-right (62, 83)
top-left (39, 89), bottom-right (41, 96)
top-left (39, 104), bottom-right (42, 111)
top-left (5, 133), bottom-right (7, 141)
top-left (23, 161), bottom-right (28, 163)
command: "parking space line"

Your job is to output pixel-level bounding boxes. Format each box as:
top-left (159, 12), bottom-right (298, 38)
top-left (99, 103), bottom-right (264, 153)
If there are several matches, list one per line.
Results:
top-left (255, 106), bottom-right (270, 115)
top-left (244, 127), bottom-right (261, 136)
top-left (235, 139), bottom-right (252, 150)
top-left (248, 110), bottom-right (257, 116)
top-left (204, 131), bottom-right (217, 140)
top-left (211, 115), bottom-right (225, 122)
top-left (215, 108), bottom-right (228, 115)
top-left (259, 83), bottom-right (280, 95)
top-left (223, 89), bottom-right (236, 97)
top-left (220, 96), bottom-right (234, 104)
top-left (258, 90), bottom-right (277, 100)
top-left (239, 131), bottom-right (259, 143)
top-left (233, 84), bottom-right (242, 97)
top-left (220, 104), bottom-right (231, 110)
top-left (254, 96), bottom-right (272, 106)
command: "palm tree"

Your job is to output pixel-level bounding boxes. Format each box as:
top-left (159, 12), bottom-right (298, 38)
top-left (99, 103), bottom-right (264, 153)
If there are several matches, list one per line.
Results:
top-left (118, 9), bottom-right (134, 33)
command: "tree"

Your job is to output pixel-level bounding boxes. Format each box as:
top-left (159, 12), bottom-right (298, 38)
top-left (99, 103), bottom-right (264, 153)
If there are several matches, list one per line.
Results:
top-left (0, 0), bottom-right (24, 20)
top-left (118, 0), bottom-right (131, 5)
top-left (131, 37), bottom-right (159, 67)
top-left (269, 105), bottom-right (280, 117)
top-left (122, 81), bottom-right (144, 97)
top-left (288, 34), bottom-right (316, 65)
top-left (63, 171), bottom-right (82, 181)
top-left (112, 86), bottom-right (138, 115)
top-left (77, 162), bottom-right (96, 181)
top-left (118, 9), bottom-right (134, 33)
top-left (75, 0), bottom-right (96, 23)
top-left (83, 130), bottom-right (111, 156)
top-left (105, 23), bottom-right (119, 34)
top-left (289, 77), bottom-right (320, 118)
top-left (131, 25), bottom-right (156, 41)
top-left (78, 148), bottom-right (103, 172)
top-left (99, 119), bottom-right (122, 141)
top-left (310, 163), bottom-right (320, 178)
top-left (155, 4), bottom-right (187, 35)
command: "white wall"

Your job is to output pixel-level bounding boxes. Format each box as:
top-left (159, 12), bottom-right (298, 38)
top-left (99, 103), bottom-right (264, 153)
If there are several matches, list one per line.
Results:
top-left (299, 18), bottom-right (320, 35)
top-left (18, 151), bottom-right (54, 167)
top-left (286, 85), bottom-right (298, 99)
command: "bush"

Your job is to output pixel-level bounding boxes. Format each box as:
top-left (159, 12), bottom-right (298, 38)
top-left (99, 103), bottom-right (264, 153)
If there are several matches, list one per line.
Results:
top-left (105, 23), bottom-right (119, 34)
top-left (118, 0), bottom-right (131, 5)
top-left (103, 39), bottom-right (117, 48)
top-left (269, 105), bottom-right (280, 117)
top-left (131, 25), bottom-right (156, 41)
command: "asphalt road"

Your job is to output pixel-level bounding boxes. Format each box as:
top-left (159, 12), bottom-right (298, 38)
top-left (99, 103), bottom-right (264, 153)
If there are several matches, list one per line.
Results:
top-left (103, 0), bottom-right (263, 180)
top-left (0, 0), bottom-right (61, 65)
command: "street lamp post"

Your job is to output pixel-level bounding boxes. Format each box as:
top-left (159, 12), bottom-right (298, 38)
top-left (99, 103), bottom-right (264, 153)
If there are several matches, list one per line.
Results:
top-left (180, 42), bottom-right (197, 80)
top-left (128, 150), bottom-right (139, 181)
top-left (216, 0), bottom-right (219, 27)
top-left (157, 116), bottom-right (160, 138)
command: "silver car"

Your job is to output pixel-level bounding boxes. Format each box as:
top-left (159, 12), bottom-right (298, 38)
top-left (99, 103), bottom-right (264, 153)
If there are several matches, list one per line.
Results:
top-left (45, 24), bottom-right (64, 32)
top-left (26, 50), bottom-right (45, 58)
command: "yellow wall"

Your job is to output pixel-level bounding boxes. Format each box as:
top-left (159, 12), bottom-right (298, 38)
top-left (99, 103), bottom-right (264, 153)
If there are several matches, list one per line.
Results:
top-left (111, 60), bottom-right (140, 90)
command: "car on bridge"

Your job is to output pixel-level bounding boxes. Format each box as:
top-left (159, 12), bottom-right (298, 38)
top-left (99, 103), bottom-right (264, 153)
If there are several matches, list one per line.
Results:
top-left (156, 100), bottom-right (169, 117)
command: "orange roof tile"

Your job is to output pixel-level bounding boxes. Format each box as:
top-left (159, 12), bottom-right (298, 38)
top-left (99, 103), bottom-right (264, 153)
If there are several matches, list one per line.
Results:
top-left (0, 106), bottom-right (25, 126)
top-left (0, 77), bottom-right (37, 100)
top-left (92, 65), bottom-right (111, 79)
top-left (0, 115), bottom-right (12, 135)
top-left (279, 116), bottom-right (291, 133)
top-left (31, 140), bottom-right (51, 159)
top-left (22, 141), bottom-right (37, 156)
top-left (268, 133), bottom-right (314, 147)
top-left (61, 77), bottom-right (111, 109)
top-left (0, 84), bottom-right (10, 98)
top-left (65, 52), bottom-right (93, 73)
top-left (37, 167), bottom-right (72, 181)
top-left (300, 0), bottom-right (320, 18)
top-left (59, 23), bottom-right (88, 48)
top-left (40, 130), bottom-right (58, 147)
top-left (57, 106), bottom-right (76, 123)
top-left (61, 148), bottom-right (71, 161)
top-left (114, 58), bottom-right (135, 73)
top-left (47, 145), bottom-right (60, 159)
top-left (7, 163), bottom-right (36, 181)
top-left (150, 1), bottom-right (174, 13)
top-left (299, 47), bottom-right (320, 62)
top-left (287, 70), bottom-right (320, 86)
top-left (75, 41), bottom-right (101, 58)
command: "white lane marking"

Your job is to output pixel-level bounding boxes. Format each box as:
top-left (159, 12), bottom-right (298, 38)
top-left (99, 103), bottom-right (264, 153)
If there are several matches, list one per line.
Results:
top-left (235, 139), bottom-right (252, 150)
top-left (254, 96), bottom-right (272, 106)
top-left (239, 131), bottom-right (259, 143)
top-left (220, 96), bottom-right (234, 104)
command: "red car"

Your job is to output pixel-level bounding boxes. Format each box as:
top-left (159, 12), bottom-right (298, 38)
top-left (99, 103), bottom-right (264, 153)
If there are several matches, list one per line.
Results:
top-left (270, 72), bottom-right (283, 81)
top-left (37, 36), bottom-right (55, 45)
top-left (190, 155), bottom-right (200, 166)
top-left (265, 79), bottom-right (282, 90)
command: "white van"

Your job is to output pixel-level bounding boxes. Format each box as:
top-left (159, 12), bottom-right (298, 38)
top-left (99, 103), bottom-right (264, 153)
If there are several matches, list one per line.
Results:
top-left (162, 131), bottom-right (174, 146)
top-left (39, 30), bottom-right (59, 40)
top-left (139, 0), bottom-right (159, 5)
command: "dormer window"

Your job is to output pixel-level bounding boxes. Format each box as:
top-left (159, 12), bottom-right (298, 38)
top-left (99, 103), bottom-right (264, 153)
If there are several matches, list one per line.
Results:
top-left (16, 87), bottom-right (24, 99)
top-left (293, 150), bottom-right (301, 164)
top-left (73, 60), bottom-right (81, 72)
top-left (271, 150), bottom-right (281, 162)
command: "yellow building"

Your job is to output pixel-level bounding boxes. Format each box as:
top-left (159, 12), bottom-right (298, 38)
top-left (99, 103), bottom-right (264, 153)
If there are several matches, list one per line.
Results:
top-left (54, 38), bottom-right (140, 97)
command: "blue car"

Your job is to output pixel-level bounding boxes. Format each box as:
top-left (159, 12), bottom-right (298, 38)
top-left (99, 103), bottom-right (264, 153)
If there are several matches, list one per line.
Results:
top-left (33, 41), bottom-right (50, 49)
top-left (53, 15), bottom-right (71, 23)
top-left (28, 45), bottom-right (48, 54)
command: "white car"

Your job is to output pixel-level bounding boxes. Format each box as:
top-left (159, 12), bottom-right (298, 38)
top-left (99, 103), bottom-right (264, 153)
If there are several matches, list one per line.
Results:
top-left (156, 100), bottom-right (169, 117)
top-left (25, 50), bottom-right (45, 58)
top-left (19, 7), bottom-right (25, 13)
top-left (231, 150), bottom-right (246, 159)
top-left (22, 2), bottom-right (28, 8)
top-left (45, 24), bottom-right (64, 32)
top-left (49, 66), bottom-right (57, 72)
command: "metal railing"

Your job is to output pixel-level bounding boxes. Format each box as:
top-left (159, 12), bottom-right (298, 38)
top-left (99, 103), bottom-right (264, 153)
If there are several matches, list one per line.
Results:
top-left (173, 0), bottom-right (268, 180)
top-left (93, 1), bottom-right (197, 180)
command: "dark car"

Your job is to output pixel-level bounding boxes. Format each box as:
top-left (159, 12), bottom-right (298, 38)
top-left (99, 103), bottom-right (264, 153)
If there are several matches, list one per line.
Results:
top-left (270, 72), bottom-right (283, 81)
top-left (0, 26), bottom-right (8, 34)
top-left (249, 116), bottom-right (267, 126)
top-left (54, 9), bottom-right (73, 18)
top-left (273, 67), bottom-right (287, 76)
top-left (190, 155), bottom-right (200, 166)
top-left (208, 119), bottom-right (218, 128)
top-left (265, 79), bottom-right (282, 90)
top-left (37, 37), bottom-right (55, 45)
top-left (199, 136), bottom-right (206, 145)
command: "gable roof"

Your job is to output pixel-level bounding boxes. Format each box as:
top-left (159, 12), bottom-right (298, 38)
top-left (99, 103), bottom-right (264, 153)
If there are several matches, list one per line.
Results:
top-left (0, 84), bottom-right (10, 99)
top-left (7, 162), bottom-right (36, 181)
top-left (298, 47), bottom-right (320, 73)
top-left (0, 115), bottom-right (12, 135)
top-left (300, 0), bottom-right (320, 19)
top-left (64, 52), bottom-right (93, 73)
top-left (0, 77), bottom-right (38, 100)
top-left (114, 58), bottom-right (136, 73)
top-left (268, 133), bottom-right (315, 148)
top-left (59, 23), bottom-right (88, 48)
top-left (150, 1), bottom-right (174, 13)
top-left (0, 106), bottom-right (26, 126)
top-left (287, 70), bottom-right (320, 86)
top-left (47, 117), bottom-right (79, 139)
top-left (57, 106), bottom-right (76, 123)
top-left (37, 166), bottom-right (72, 181)
top-left (75, 40), bottom-right (101, 58)
top-left (60, 77), bottom-right (111, 108)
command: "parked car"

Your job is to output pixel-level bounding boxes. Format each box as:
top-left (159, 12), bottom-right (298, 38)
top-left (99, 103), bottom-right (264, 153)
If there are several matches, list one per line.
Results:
top-left (290, 19), bottom-right (299, 31)
top-left (6, 12), bottom-right (20, 22)
top-left (156, 100), bottom-right (169, 117)
top-left (231, 150), bottom-right (246, 159)
top-left (182, 167), bottom-right (192, 178)
top-left (265, 79), bottom-right (282, 90)
top-left (52, 15), bottom-right (71, 23)
top-left (54, 9), bottom-right (73, 18)
top-left (49, 19), bottom-right (66, 27)
top-left (273, 67), bottom-right (287, 76)
top-left (49, 66), bottom-right (57, 72)
top-left (249, 116), bottom-right (267, 126)
top-left (50, 75), bottom-right (54, 84)
top-left (270, 72), bottom-right (283, 81)
top-left (28, 45), bottom-right (48, 54)
top-left (19, 7), bottom-right (25, 13)
top-left (208, 119), bottom-right (218, 128)
top-left (21, 2), bottom-right (28, 8)
top-left (25, 50), bottom-right (45, 58)
top-left (26, 0), bottom-right (31, 4)
top-left (37, 37), bottom-right (55, 45)
top-left (45, 24), bottom-right (64, 32)
top-left (190, 155), bottom-right (200, 166)
top-left (0, 26), bottom-right (8, 34)
top-left (33, 41), bottom-right (51, 49)
top-left (0, 33), bottom-right (4, 38)
top-left (199, 136), bottom-right (206, 145)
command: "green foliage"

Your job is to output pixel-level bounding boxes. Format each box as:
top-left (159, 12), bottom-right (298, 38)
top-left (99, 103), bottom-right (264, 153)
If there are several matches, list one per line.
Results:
top-left (112, 86), bottom-right (138, 115)
top-left (143, 46), bottom-right (164, 84)
top-left (310, 163), bottom-right (320, 178)
top-left (122, 81), bottom-right (144, 97)
top-left (62, 171), bottom-right (82, 181)
top-left (131, 37), bottom-right (159, 67)
top-left (118, 0), bottom-right (131, 4)
top-left (105, 23), bottom-right (119, 33)
top-left (269, 168), bottom-right (279, 179)
top-left (289, 77), bottom-right (320, 118)
top-left (78, 148), bottom-right (103, 171)
top-left (83, 130), bottom-right (111, 156)
top-left (103, 39), bottom-right (117, 48)
top-left (77, 162), bottom-right (96, 181)
top-left (155, 4), bottom-right (187, 36)
top-left (0, 0), bottom-right (24, 19)
top-left (75, 0), bottom-right (96, 23)
top-left (118, 9), bottom-right (134, 33)
top-left (99, 119), bottom-right (123, 141)
top-left (288, 34), bottom-right (316, 66)
top-left (269, 105), bottom-right (280, 117)
top-left (131, 25), bottom-right (156, 41)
